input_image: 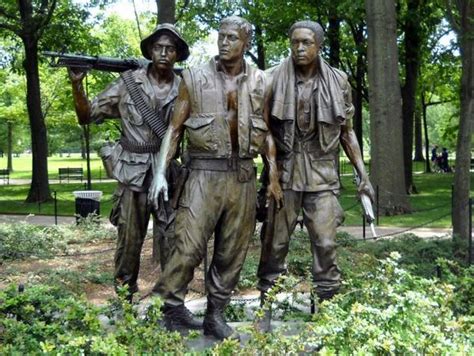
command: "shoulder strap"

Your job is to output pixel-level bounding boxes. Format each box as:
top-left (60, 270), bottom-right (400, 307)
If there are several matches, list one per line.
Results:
top-left (120, 70), bottom-right (168, 139)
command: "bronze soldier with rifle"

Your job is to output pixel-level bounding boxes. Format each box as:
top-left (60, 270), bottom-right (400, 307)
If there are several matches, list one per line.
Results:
top-left (67, 25), bottom-right (200, 331)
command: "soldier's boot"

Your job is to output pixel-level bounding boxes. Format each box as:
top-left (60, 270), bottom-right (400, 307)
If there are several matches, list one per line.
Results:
top-left (162, 304), bottom-right (203, 332)
top-left (203, 297), bottom-right (240, 341)
top-left (255, 291), bottom-right (272, 333)
top-left (317, 288), bottom-right (339, 303)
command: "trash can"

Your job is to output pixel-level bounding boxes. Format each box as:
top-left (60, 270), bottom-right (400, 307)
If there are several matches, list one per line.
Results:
top-left (73, 190), bottom-right (103, 222)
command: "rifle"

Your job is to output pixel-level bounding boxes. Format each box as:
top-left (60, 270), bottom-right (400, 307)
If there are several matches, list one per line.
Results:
top-left (43, 51), bottom-right (151, 73)
top-left (353, 169), bottom-right (377, 238)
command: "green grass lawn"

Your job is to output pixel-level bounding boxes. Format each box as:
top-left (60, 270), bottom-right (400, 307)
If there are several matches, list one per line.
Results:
top-left (0, 153), bottom-right (107, 180)
top-left (0, 154), bottom-right (470, 228)
top-left (0, 182), bottom-right (117, 216)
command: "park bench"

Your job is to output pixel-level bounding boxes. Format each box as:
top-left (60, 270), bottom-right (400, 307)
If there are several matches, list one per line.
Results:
top-left (58, 167), bottom-right (83, 183)
top-left (0, 169), bottom-right (9, 184)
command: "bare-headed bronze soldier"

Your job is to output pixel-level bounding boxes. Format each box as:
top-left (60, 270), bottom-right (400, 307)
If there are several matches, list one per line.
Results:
top-left (256, 20), bottom-right (375, 332)
top-left (149, 16), bottom-right (283, 340)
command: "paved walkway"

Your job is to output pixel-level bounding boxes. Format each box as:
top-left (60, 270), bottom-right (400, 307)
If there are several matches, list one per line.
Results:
top-left (0, 213), bottom-right (453, 239)
top-left (2, 178), bottom-right (115, 185)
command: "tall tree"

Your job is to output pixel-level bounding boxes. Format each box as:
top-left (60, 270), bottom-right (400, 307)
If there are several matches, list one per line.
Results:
top-left (447, 0), bottom-right (473, 243)
top-left (0, 0), bottom-right (58, 202)
top-left (0, 69), bottom-right (28, 172)
top-left (366, 0), bottom-right (411, 214)
top-left (401, 0), bottom-right (423, 193)
top-left (0, 0), bottom-right (94, 201)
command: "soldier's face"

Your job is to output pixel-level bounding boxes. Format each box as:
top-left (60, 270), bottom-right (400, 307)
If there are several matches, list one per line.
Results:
top-left (218, 24), bottom-right (247, 63)
top-left (290, 28), bottom-right (320, 67)
top-left (150, 34), bottom-right (177, 70)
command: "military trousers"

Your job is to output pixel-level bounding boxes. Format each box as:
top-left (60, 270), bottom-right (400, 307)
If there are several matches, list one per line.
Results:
top-left (257, 190), bottom-right (344, 296)
top-left (153, 168), bottom-right (257, 306)
top-left (111, 183), bottom-right (174, 295)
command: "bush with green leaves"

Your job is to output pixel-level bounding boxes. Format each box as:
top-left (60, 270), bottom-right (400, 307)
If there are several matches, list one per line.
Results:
top-left (238, 252), bottom-right (473, 354)
top-left (0, 284), bottom-right (186, 354)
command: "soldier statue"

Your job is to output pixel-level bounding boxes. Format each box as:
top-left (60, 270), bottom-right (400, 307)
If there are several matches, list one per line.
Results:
top-left (68, 24), bottom-right (199, 330)
top-left (256, 20), bottom-right (375, 331)
top-left (149, 16), bottom-right (283, 340)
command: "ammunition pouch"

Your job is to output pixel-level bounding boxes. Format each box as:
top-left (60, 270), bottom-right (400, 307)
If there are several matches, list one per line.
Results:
top-left (99, 141), bottom-right (117, 179)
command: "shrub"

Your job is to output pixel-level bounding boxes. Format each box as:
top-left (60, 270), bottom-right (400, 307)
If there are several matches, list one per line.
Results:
top-left (0, 220), bottom-right (115, 262)
top-left (0, 284), bottom-right (186, 354)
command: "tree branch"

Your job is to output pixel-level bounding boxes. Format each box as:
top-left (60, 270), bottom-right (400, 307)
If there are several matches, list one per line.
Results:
top-left (445, 0), bottom-right (461, 33)
top-left (0, 22), bottom-right (20, 34)
top-left (0, 6), bottom-right (18, 21)
top-left (426, 99), bottom-right (454, 107)
top-left (36, 0), bottom-right (58, 40)
top-left (176, 0), bottom-right (190, 22)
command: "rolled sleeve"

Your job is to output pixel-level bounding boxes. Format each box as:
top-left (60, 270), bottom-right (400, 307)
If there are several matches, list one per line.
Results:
top-left (342, 79), bottom-right (355, 123)
top-left (90, 77), bottom-right (124, 123)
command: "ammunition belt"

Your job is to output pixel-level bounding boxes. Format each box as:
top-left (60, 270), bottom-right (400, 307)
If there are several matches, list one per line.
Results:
top-left (120, 137), bottom-right (160, 153)
top-left (120, 71), bottom-right (168, 139)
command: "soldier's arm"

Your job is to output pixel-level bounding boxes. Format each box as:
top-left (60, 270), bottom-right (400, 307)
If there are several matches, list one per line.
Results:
top-left (148, 81), bottom-right (190, 205)
top-left (340, 123), bottom-right (375, 201)
top-left (68, 69), bottom-right (121, 125)
top-left (262, 81), bottom-right (283, 208)
top-left (68, 69), bottom-right (93, 125)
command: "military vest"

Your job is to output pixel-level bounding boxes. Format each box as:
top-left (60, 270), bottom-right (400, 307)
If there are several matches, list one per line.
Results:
top-left (181, 58), bottom-right (268, 159)
top-left (267, 58), bottom-right (353, 190)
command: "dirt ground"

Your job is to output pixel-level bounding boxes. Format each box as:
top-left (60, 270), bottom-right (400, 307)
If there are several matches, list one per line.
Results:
top-left (0, 238), bottom-right (210, 305)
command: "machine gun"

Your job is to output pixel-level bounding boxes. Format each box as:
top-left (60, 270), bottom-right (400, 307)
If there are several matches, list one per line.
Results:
top-left (353, 169), bottom-right (377, 238)
top-left (43, 51), bottom-right (151, 73)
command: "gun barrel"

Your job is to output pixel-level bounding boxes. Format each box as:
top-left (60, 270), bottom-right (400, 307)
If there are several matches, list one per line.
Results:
top-left (43, 51), bottom-right (150, 72)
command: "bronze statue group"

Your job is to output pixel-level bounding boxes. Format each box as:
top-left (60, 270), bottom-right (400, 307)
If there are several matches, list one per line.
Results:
top-left (69, 16), bottom-right (374, 341)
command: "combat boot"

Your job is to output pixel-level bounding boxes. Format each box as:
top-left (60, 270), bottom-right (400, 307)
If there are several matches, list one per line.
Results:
top-left (317, 288), bottom-right (339, 303)
top-left (255, 291), bottom-right (272, 333)
top-left (203, 297), bottom-right (240, 341)
top-left (162, 304), bottom-right (203, 332)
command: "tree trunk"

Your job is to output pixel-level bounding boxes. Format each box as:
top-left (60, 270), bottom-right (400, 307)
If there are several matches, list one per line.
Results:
top-left (23, 38), bottom-right (51, 203)
top-left (422, 93), bottom-right (431, 173)
top-left (452, 0), bottom-right (473, 243)
top-left (352, 23), bottom-right (366, 156)
top-left (366, 0), bottom-right (411, 215)
top-left (7, 122), bottom-right (13, 172)
top-left (327, 6), bottom-right (340, 67)
top-left (413, 104), bottom-right (424, 161)
top-left (255, 24), bottom-right (266, 70)
top-left (157, 0), bottom-right (176, 24)
top-left (401, 0), bottom-right (422, 193)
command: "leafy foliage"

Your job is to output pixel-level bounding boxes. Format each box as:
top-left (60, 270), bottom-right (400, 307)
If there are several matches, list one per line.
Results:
top-left (0, 284), bottom-right (186, 354)
top-left (0, 220), bottom-right (115, 261)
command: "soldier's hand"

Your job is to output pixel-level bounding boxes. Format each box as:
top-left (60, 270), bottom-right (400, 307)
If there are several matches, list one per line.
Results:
top-left (267, 180), bottom-right (283, 210)
top-left (358, 176), bottom-right (375, 202)
top-left (67, 67), bottom-right (87, 84)
top-left (148, 173), bottom-right (169, 211)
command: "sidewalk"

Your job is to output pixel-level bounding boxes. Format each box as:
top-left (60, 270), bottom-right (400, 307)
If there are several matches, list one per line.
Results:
top-left (0, 213), bottom-right (453, 239)
top-left (2, 178), bottom-right (115, 185)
